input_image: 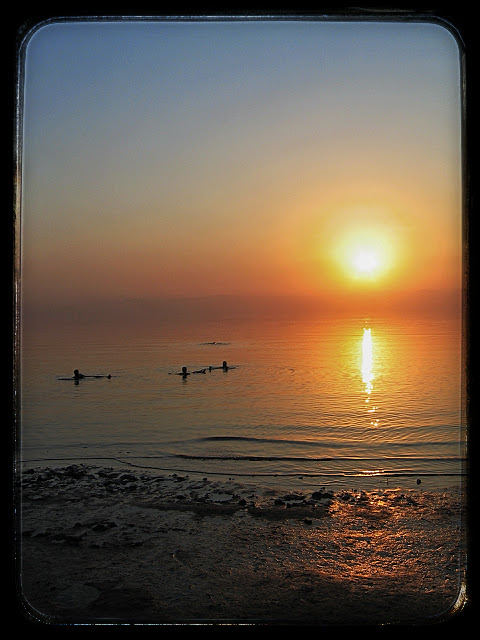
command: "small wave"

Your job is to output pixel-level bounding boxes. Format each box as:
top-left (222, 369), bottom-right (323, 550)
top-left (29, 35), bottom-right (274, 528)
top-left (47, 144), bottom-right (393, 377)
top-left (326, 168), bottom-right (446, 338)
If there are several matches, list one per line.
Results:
top-left (191, 435), bottom-right (461, 450)
top-left (176, 453), bottom-right (335, 462)
top-left (174, 452), bottom-right (463, 463)
top-left (197, 435), bottom-right (346, 448)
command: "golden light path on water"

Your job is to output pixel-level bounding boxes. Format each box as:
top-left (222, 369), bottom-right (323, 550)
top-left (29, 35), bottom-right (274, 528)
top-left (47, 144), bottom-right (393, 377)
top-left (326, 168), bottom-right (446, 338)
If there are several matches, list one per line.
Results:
top-left (361, 327), bottom-right (381, 477)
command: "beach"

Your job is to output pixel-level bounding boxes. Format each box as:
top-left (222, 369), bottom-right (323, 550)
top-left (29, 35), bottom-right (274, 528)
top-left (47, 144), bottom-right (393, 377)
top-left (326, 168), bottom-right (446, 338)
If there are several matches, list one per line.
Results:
top-left (17, 463), bottom-right (466, 626)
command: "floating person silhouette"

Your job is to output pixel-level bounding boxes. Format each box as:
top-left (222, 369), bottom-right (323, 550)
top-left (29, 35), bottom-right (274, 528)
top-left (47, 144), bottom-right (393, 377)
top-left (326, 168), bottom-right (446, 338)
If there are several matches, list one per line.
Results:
top-left (58, 370), bottom-right (111, 382)
top-left (208, 361), bottom-right (236, 371)
top-left (176, 366), bottom-right (190, 379)
top-left (73, 369), bottom-right (111, 379)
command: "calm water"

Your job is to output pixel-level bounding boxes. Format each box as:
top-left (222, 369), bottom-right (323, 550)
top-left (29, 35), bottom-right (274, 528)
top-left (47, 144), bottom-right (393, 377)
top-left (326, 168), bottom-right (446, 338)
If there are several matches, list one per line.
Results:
top-left (18, 313), bottom-right (465, 492)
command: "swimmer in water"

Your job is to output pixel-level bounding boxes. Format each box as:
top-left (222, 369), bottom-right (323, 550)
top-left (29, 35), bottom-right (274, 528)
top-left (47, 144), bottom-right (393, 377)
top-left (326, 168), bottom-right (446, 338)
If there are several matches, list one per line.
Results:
top-left (176, 366), bottom-right (190, 378)
top-left (208, 361), bottom-right (236, 371)
top-left (73, 369), bottom-right (85, 380)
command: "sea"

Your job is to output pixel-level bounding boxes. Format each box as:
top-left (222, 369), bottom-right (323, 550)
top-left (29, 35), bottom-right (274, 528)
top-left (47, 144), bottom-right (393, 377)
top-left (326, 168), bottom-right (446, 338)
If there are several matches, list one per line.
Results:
top-left (17, 310), bottom-right (466, 493)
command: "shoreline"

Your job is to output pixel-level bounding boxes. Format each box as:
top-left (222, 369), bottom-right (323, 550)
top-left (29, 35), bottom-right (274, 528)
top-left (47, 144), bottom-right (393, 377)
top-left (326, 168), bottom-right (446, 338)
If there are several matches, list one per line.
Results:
top-left (16, 463), bottom-right (467, 625)
top-left (19, 454), bottom-right (464, 495)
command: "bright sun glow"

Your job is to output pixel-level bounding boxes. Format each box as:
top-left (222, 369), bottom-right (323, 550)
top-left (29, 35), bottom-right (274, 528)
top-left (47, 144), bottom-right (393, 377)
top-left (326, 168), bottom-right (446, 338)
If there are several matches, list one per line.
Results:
top-left (350, 246), bottom-right (384, 278)
top-left (329, 217), bottom-right (396, 283)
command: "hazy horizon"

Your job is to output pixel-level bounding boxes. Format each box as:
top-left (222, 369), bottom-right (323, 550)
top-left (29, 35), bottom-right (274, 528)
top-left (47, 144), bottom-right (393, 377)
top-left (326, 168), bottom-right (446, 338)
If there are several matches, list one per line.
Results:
top-left (21, 288), bottom-right (462, 330)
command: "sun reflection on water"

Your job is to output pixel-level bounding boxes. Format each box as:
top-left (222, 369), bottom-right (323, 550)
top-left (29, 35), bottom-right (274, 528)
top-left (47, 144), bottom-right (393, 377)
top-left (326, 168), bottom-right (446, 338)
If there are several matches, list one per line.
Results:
top-left (362, 327), bottom-right (374, 396)
top-left (361, 327), bottom-right (379, 426)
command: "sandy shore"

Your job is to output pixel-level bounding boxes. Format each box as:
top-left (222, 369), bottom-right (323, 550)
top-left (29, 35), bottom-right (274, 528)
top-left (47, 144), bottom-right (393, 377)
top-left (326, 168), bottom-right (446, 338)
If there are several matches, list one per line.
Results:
top-left (16, 463), bottom-right (467, 626)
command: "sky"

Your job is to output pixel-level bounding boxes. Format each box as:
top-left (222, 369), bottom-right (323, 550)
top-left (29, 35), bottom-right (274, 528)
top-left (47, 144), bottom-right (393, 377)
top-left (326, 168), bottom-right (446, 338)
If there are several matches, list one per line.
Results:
top-left (19, 18), bottom-right (463, 320)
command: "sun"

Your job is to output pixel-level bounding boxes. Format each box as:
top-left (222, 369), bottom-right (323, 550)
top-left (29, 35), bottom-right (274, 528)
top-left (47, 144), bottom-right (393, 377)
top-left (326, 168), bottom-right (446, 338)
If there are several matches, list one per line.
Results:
top-left (331, 225), bottom-right (395, 283)
top-left (316, 205), bottom-right (400, 289)
top-left (349, 246), bottom-right (384, 278)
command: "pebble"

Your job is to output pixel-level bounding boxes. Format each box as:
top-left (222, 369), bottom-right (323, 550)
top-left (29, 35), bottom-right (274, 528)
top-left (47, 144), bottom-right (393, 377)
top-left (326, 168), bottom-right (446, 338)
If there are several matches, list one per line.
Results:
top-left (312, 490), bottom-right (334, 500)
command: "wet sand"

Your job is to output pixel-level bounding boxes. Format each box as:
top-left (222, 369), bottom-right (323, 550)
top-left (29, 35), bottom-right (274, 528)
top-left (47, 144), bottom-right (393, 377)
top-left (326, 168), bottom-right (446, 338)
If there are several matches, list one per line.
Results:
top-left (16, 464), bottom-right (467, 626)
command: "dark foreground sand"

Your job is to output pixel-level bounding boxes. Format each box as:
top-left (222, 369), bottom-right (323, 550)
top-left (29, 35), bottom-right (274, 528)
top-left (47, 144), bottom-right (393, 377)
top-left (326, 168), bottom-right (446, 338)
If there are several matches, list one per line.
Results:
top-left (16, 464), bottom-right (467, 626)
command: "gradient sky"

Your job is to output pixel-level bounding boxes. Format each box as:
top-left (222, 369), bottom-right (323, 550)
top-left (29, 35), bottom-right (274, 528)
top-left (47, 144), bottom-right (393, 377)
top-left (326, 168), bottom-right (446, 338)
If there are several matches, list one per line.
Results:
top-left (19, 19), bottom-right (463, 313)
